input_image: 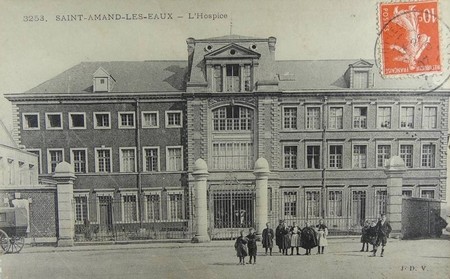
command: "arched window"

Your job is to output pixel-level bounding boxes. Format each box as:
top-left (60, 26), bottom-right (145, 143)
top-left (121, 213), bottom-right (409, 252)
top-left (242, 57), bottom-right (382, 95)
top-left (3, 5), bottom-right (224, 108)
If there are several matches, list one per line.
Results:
top-left (212, 105), bottom-right (253, 131)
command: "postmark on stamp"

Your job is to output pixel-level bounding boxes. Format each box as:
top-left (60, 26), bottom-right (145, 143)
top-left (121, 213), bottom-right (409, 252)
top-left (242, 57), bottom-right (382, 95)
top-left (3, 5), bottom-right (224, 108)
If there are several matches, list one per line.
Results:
top-left (379, 0), bottom-right (441, 76)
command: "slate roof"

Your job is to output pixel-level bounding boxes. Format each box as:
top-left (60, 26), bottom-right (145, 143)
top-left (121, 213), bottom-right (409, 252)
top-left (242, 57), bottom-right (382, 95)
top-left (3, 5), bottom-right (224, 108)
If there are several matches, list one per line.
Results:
top-left (25, 61), bottom-right (188, 94)
top-left (23, 59), bottom-right (448, 94)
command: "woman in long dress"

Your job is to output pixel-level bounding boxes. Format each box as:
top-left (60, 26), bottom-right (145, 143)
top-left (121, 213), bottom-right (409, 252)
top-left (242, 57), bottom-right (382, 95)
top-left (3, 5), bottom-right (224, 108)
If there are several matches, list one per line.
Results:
top-left (290, 222), bottom-right (301, 255)
top-left (316, 219), bottom-right (328, 254)
top-left (281, 222), bottom-right (291, 255)
top-left (275, 220), bottom-right (284, 253)
top-left (300, 221), bottom-right (318, 255)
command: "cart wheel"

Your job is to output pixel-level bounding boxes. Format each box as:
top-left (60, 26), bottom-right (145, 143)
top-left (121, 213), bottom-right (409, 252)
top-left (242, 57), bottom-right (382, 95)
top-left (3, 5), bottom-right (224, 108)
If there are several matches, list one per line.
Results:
top-left (9, 236), bottom-right (25, 253)
top-left (0, 229), bottom-right (10, 253)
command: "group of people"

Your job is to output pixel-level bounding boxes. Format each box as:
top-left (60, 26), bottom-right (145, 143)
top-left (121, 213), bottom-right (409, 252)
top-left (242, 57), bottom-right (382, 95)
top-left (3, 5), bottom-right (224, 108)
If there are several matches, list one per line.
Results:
top-left (235, 214), bottom-right (395, 264)
top-left (234, 220), bottom-right (329, 265)
top-left (360, 214), bottom-right (392, 257)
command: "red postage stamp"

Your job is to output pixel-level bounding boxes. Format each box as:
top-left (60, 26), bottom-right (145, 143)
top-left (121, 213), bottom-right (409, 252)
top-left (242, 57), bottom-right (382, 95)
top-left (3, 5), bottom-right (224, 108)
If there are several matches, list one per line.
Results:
top-left (379, 0), bottom-right (441, 76)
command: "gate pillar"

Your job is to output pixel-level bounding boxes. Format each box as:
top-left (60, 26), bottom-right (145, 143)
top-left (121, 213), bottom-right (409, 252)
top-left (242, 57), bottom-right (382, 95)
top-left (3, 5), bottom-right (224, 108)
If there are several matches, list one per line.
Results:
top-left (192, 159), bottom-right (210, 243)
top-left (253, 157), bottom-right (270, 239)
top-left (53, 161), bottom-right (76, 247)
top-left (384, 156), bottom-right (406, 239)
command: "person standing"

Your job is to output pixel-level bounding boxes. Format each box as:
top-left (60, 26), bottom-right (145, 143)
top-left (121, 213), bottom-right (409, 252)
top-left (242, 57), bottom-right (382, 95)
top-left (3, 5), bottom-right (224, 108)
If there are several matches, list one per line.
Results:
top-left (371, 214), bottom-right (392, 257)
top-left (300, 221), bottom-right (318, 255)
top-left (316, 219), bottom-right (328, 254)
top-left (247, 228), bottom-right (257, 264)
top-left (275, 220), bottom-right (284, 253)
top-left (234, 230), bottom-right (248, 265)
top-left (262, 222), bottom-right (274, 256)
top-left (290, 222), bottom-right (301, 255)
top-left (360, 220), bottom-right (370, 252)
top-left (281, 222), bottom-right (291, 255)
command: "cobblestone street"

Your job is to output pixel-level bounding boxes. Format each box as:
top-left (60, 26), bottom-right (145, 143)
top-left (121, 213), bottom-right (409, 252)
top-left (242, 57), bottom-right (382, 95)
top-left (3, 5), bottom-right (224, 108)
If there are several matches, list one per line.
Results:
top-left (1, 237), bottom-right (449, 279)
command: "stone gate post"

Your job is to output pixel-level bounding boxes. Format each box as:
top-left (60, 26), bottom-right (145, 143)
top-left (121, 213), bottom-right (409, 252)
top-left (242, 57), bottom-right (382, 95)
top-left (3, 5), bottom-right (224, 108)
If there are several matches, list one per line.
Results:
top-left (53, 161), bottom-right (76, 247)
top-left (384, 156), bottom-right (407, 239)
top-left (253, 157), bottom-right (270, 238)
top-left (192, 159), bottom-right (210, 243)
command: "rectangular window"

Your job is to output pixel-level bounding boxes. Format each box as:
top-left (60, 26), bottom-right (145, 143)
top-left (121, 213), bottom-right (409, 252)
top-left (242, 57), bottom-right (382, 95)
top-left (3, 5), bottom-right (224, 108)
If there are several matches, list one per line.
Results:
top-left (377, 145), bottom-right (391, 167)
top-left (283, 107), bottom-right (297, 129)
top-left (212, 106), bottom-right (252, 131)
top-left (420, 189), bottom-right (435, 199)
top-left (354, 71), bottom-right (369, 89)
top-left (306, 190), bottom-right (320, 218)
top-left (94, 112), bottom-right (110, 129)
top-left (329, 145), bottom-right (343, 169)
top-left (120, 148), bottom-right (136, 172)
top-left (45, 113), bottom-right (63, 129)
top-left (423, 107), bottom-right (437, 129)
top-left (378, 107), bottom-right (391, 129)
top-left (48, 149), bottom-right (63, 173)
top-left (329, 107), bottom-right (343, 129)
top-left (243, 65), bottom-right (251, 91)
top-left (421, 144), bottom-right (435, 168)
top-left (146, 193), bottom-right (161, 221)
top-left (353, 107), bottom-right (367, 129)
top-left (69, 113), bottom-right (86, 129)
top-left (122, 194), bottom-right (138, 222)
top-left (142, 111), bottom-right (159, 128)
top-left (118, 112), bottom-right (135, 128)
top-left (212, 142), bottom-right (253, 170)
top-left (165, 111), bottom-right (182, 128)
top-left (144, 147), bottom-right (159, 172)
top-left (96, 148), bottom-right (112, 172)
top-left (71, 149), bottom-right (87, 173)
top-left (75, 196), bottom-right (88, 224)
top-left (168, 193), bottom-right (184, 220)
top-left (226, 64), bottom-right (240, 92)
top-left (22, 113), bottom-right (40, 130)
top-left (166, 147), bottom-right (183, 171)
top-left (283, 191), bottom-right (297, 217)
top-left (306, 107), bottom-right (321, 129)
top-left (402, 190), bottom-right (413, 197)
top-left (375, 190), bottom-right (387, 216)
top-left (400, 145), bottom-right (413, 168)
top-left (306, 145), bottom-right (320, 169)
top-left (283, 146), bottom-right (298, 169)
top-left (401, 107), bottom-right (415, 128)
top-left (328, 190), bottom-right (343, 217)
top-left (353, 145), bottom-right (367, 168)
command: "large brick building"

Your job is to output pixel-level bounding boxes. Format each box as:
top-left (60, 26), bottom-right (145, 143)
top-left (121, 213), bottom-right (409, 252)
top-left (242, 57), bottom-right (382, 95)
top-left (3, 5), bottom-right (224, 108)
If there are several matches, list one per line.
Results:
top-left (5, 34), bottom-right (449, 239)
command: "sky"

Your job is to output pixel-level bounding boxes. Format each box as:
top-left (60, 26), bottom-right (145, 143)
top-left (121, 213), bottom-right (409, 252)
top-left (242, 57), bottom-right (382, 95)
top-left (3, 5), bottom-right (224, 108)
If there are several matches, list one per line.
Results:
top-left (0, 0), bottom-right (449, 129)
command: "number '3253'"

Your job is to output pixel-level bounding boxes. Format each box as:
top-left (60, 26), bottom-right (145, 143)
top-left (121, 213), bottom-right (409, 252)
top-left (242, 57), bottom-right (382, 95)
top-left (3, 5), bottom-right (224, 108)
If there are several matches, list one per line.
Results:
top-left (23, 15), bottom-right (45, 22)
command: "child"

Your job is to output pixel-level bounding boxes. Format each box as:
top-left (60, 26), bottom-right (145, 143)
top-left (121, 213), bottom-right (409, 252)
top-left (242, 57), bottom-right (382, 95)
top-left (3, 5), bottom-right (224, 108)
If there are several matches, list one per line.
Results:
top-left (234, 230), bottom-right (248, 265)
top-left (360, 220), bottom-right (370, 252)
top-left (290, 222), bottom-right (301, 255)
top-left (262, 222), bottom-right (274, 256)
top-left (367, 220), bottom-right (378, 252)
top-left (316, 219), bottom-right (328, 254)
top-left (300, 221), bottom-right (318, 255)
top-left (247, 228), bottom-right (257, 264)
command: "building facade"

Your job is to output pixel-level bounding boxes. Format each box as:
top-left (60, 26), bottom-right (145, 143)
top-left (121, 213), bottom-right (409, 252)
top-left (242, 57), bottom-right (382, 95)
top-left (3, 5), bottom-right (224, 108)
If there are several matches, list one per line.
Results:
top-left (5, 35), bottom-right (449, 239)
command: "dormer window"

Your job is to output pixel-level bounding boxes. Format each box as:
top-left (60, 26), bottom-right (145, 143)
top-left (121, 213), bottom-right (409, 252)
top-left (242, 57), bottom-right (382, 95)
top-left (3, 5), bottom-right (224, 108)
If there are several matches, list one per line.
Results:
top-left (93, 67), bottom-right (115, 92)
top-left (345, 59), bottom-right (374, 89)
top-left (204, 43), bottom-right (260, 93)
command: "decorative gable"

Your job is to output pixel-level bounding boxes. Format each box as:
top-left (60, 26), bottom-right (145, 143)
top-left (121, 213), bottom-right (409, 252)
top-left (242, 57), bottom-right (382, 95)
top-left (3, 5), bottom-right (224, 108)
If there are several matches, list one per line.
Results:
top-left (204, 43), bottom-right (261, 60)
top-left (93, 67), bottom-right (115, 92)
top-left (344, 59), bottom-right (374, 89)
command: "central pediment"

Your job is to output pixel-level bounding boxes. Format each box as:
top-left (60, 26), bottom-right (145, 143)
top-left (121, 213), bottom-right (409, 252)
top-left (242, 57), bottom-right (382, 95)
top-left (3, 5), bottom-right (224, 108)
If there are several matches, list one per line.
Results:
top-left (204, 43), bottom-right (261, 60)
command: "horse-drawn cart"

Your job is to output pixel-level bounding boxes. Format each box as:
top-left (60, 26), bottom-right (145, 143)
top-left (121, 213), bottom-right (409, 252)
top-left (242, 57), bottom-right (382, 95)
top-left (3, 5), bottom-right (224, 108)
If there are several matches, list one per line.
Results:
top-left (0, 207), bottom-right (28, 253)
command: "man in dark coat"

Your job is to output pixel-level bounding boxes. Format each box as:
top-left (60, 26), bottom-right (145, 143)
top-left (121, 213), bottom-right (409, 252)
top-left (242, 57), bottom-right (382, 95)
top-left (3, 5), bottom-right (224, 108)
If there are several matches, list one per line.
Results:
top-left (262, 222), bottom-right (274, 256)
top-left (371, 214), bottom-right (392, 257)
top-left (300, 221), bottom-right (318, 255)
top-left (246, 228), bottom-right (257, 264)
top-left (275, 220), bottom-right (284, 253)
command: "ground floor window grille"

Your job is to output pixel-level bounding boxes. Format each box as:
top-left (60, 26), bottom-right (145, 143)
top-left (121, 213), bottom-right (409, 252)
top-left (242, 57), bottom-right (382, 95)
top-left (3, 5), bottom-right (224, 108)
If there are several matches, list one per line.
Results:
top-left (283, 191), bottom-right (297, 217)
top-left (328, 190), bottom-right (343, 217)
top-left (375, 190), bottom-right (387, 216)
top-left (168, 193), bottom-right (184, 220)
top-left (75, 196), bottom-right (88, 224)
top-left (352, 190), bottom-right (366, 226)
top-left (146, 194), bottom-right (160, 221)
top-left (306, 190), bottom-right (320, 218)
top-left (122, 195), bottom-right (137, 222)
